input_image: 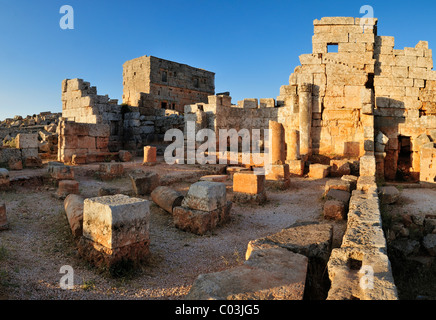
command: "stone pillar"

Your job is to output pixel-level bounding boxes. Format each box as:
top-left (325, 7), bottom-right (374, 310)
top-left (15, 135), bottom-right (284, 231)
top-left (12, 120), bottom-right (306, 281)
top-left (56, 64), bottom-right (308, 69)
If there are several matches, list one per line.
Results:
top-left (298, 83), bottom-right (312, 160)
top-left (269, 121), bottom-right (286, 165)
top-left (151, 186), bottom-right (184, 214)
top-left (286, 129), bottom-right (299, 161)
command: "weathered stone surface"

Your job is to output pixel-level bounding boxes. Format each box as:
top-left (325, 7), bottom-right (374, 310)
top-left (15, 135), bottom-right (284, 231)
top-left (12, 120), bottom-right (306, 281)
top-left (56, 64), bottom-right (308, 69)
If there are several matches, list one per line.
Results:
top-left (24, 156), bottom-right (42, 168)
top-left (99, 163), bottom-right (124, 180)
top-left (0, 203), bottom-right (8, 231)
top-left (143, 146), bottom-right (157, 165)
top-left (287, 159), bottom-right (305, 176)
top-left (341, 175), bottom-right (358, 191)
top-left (57, 180), bottom-right (79, 199)
top-left (186, 247), bottom-right (308, 300)
top-left (182, 181), bottom-right (227, 212)
top-left (64, 194), bottom-right (84, 238)
top-left (246, 222), bottom-right (333, 263)
top-left (327, 247), bottom-right (398, 300)
top-left (324, 200), bottom-right (346, 220)
top-left (390, 239), bottom-right (420, 257)
top-left (118, 150), bottom-right (133, 162)
top-left (16, 133), bottom-right (38, 149)
top-left (325, 179), bottom-right (351, 193)
top-left (48, 162), bottom-right (74, 181)
top-left (233, 172), bottom-right (265, 195)
top-left (83, 195), bottom-right (150, 250)
top-left (173, 206), bottom-right (218, 235)
top-left (378, 186), bottom-right (400, 204)
top-left (8, 157), bottom-right (22, 171)
top-left (151, 186), bottom-right (184, 214)
top-left (330, 160), bottom-right (351, 177)
top-left (129, 170), bottom-right (160, 195)
top-left (325, 189), bottom-right (351, 205)
top-left (308, 164), bottom-right (330, 179)
top-left (98, 187), bottom-right (121, 197)
top-left (200, 175), bottom-right (228, 183)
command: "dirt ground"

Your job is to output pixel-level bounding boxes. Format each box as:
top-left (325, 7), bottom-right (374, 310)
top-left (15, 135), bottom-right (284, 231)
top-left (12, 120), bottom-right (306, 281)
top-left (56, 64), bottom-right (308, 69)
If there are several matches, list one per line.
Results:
top-left (0, 158), bottom-right (346, 300)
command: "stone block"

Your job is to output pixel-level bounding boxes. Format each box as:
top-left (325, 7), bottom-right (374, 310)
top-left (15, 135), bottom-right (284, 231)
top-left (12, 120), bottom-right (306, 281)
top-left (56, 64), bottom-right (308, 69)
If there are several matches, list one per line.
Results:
top-left (0, 203), bottom-right (8, 231)
top-left (83, 195), bottom-right (150, 250)
top-left (129, 170), bottom-right (160, 195)
top-left (233, 172), bottom-right (265, 195)
top-left (99, 163), bottom-right (124, 180)
top-left (359, 154), bottom-right (376, 176)
top-left (423, 234), bottom-right (436, 256)
top-left (325, 189), bottom-right (351, 205)
top-left (98, 187), bottom-right (121, 197)
top-left (325, 179), bottom-right (351, 193)
top-left (16, 133), bottom-right (38, 149)
top-left (308, 164), bottom-right (330, 179)
top-left (8, 158), bottom-right (22, 171)
top-left (24, 157), bottom-right (42, 168)
top-left (173, 202), bottom-right (232, 235)
top-left (341, 175), bottom-right (358, 191)
top-left (265, 164), bottom-right (290, 181)
top-left (323, 200), bottom-right (346, 220)
top-left (143, 146), bottom-right (157, 165)
top-left (57, 180), bottom-right (79, 199)
top-left (48, 163), bottom-right (74, 180)
top-left (329, 160), bottom-right (351, 177)
top-left (186, 247), bottom-right (308, 300)
top-left (64, 194), bottom-right (84, 238)
top-left (287, 160), bottom-right (305, 176)
top-left (182, 181), bottom-right (227, 212)
top-left (118, 150), bottom-right (133, 162)
top-left (378, 186), bottom-right (400, 204)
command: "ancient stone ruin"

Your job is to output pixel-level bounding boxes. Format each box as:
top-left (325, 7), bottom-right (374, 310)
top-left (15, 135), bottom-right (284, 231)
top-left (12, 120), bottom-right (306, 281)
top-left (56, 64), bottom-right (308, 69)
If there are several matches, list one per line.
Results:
top-left (3, 16), bottom-right (436, 301)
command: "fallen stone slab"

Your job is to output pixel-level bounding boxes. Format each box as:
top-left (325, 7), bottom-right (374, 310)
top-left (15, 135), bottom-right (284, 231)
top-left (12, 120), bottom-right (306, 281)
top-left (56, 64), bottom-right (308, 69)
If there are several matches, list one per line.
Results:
top-left (151, 186), bottom-right (184, 214)
top-left (200, 175), bottom-right (228, 183)
top-left (186, 247), bottom-right (308, 300)
top-left (246, 222), bottom-right (333, 263)
top-left (182, 181), bottom-right (227, 212)
top-left (378, 186), bottom-right (400, 204)
top-left (129, 170), bottom-right (160, 195)
top-left (64, 194), bottom-right (84, 238)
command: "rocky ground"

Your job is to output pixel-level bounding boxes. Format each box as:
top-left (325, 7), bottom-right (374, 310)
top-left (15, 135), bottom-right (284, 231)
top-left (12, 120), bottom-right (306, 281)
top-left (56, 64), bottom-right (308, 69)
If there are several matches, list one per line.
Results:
top-left (382, 186), bottom-right (436, 300)
top-left (0, 159), bottom-right (346, 300)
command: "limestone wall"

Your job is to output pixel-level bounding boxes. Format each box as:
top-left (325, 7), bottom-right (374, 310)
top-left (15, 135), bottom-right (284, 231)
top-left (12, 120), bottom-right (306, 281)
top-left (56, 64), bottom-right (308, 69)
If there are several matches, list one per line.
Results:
top-left (123, 55), bottom-right (215, 113)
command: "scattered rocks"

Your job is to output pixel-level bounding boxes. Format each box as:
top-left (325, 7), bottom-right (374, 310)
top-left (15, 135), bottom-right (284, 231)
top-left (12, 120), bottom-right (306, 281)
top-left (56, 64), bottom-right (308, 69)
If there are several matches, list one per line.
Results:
top-left (378, 186), bottom-right (400, 204)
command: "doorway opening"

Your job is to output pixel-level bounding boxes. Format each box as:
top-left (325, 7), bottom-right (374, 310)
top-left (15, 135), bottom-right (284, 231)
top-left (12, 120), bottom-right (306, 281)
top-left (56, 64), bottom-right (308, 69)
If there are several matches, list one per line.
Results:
top-left (396, 136), bottom-right (413, 181)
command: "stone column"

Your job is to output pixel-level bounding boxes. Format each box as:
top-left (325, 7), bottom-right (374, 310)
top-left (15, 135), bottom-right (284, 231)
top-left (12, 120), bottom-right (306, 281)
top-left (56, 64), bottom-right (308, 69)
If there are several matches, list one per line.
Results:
top-left (269, 121), bottom-right (286, 164)
top-left (298, 83), bottom-right (313, 160)
top-left (286, 129), bottom-right (299, 161)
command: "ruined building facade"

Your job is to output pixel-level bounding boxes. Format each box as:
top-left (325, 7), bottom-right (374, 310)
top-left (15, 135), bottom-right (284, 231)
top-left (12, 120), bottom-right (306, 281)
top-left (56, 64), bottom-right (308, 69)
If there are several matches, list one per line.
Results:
top-left (185, 17), bottom-right (436, 184)
top-left (122, 55), bottom-right (215, 113)
top-left (58, 17), bottom-right (436, 184)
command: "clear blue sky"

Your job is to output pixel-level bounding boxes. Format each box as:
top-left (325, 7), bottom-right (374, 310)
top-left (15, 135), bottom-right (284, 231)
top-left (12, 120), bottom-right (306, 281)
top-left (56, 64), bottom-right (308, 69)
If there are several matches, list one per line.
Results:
top-left (0, 0), bottom-right (435, 120)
